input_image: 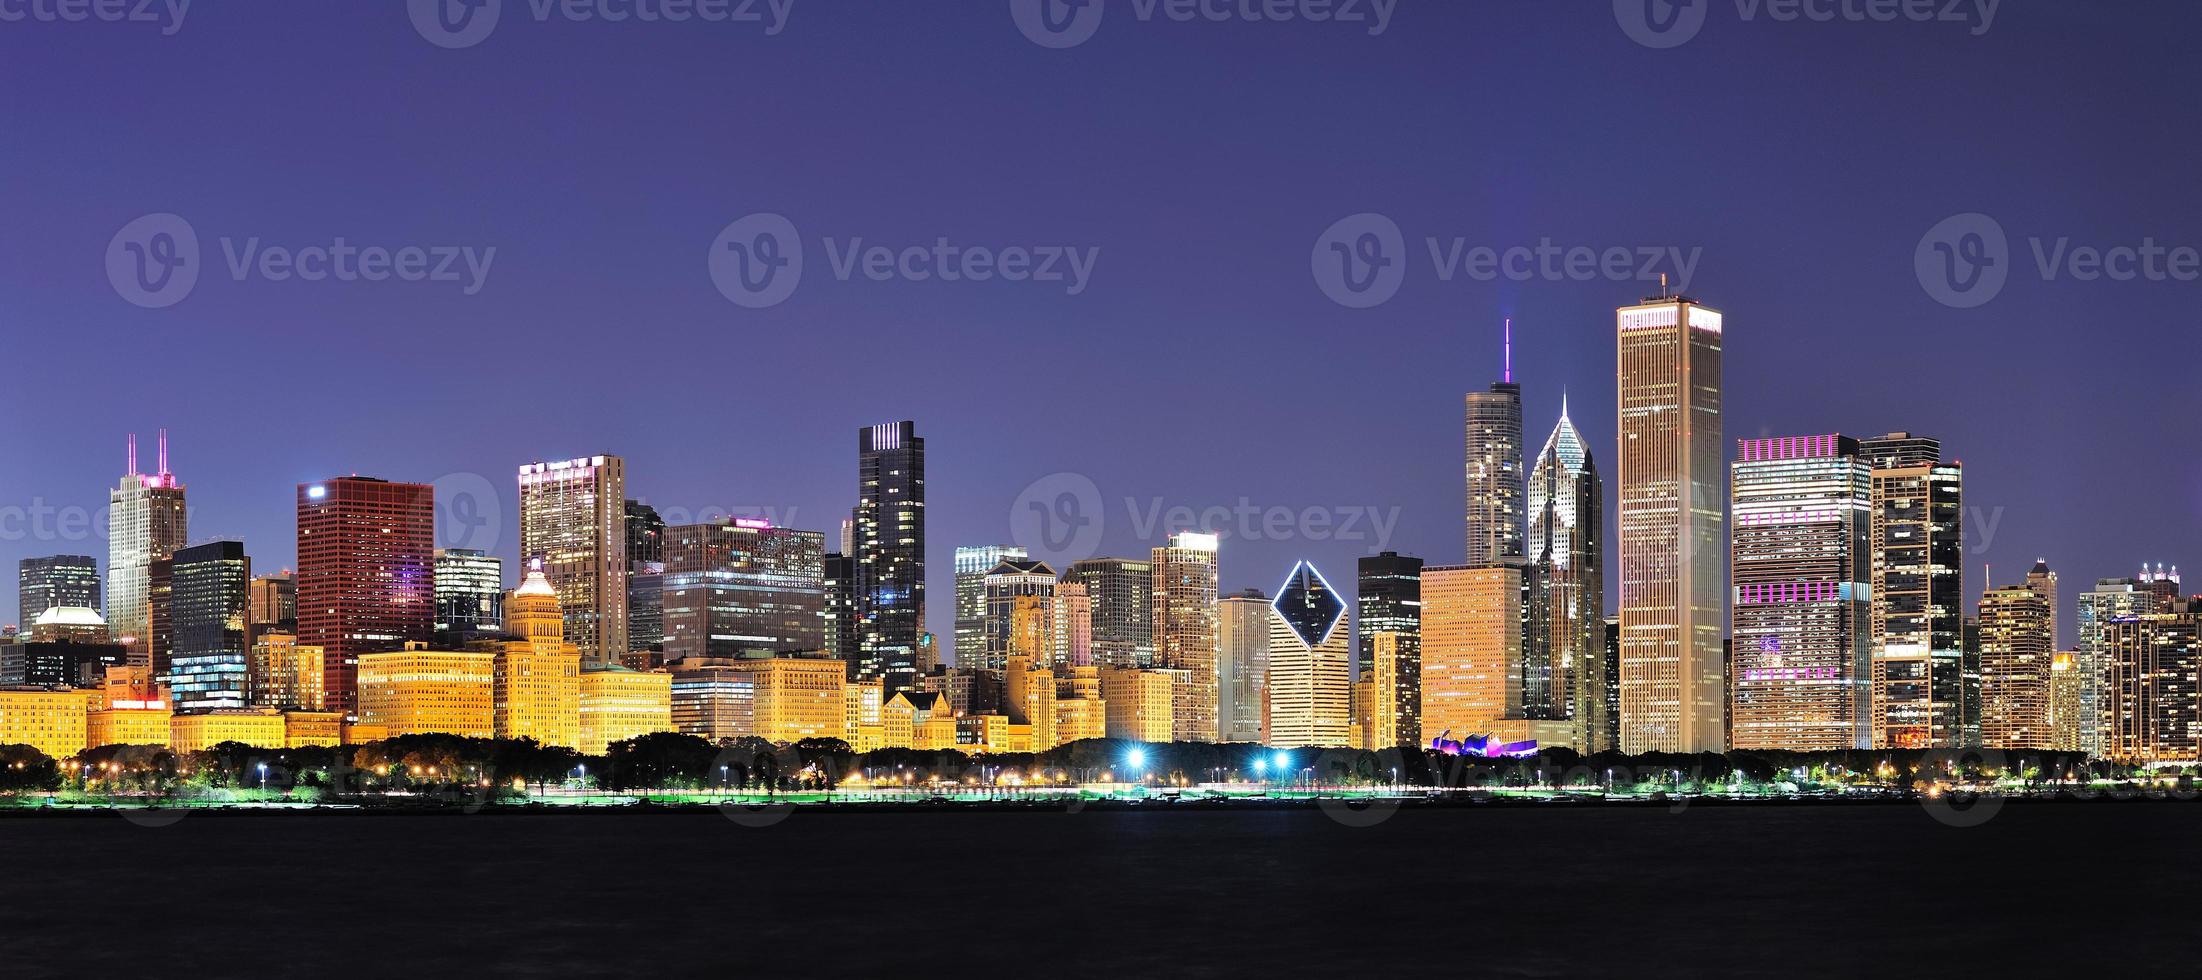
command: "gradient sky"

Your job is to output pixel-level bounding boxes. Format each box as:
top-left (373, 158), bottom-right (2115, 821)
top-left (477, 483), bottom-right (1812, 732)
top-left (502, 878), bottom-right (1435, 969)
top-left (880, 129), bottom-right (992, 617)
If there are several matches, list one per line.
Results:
top-left (4, 2), bottom-right (2198, 650)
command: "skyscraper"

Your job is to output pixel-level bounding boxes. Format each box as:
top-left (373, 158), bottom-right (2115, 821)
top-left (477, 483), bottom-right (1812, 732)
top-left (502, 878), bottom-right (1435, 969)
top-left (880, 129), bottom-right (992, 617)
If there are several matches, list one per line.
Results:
top-left (1420, 563), bottom-right (1534, 746)
top-left (1151, 531), bottom-right (1220, 742)
top-left (1862, 432), bottom-right (1968, 749)
top-left (1978, 583), bottom-right (2055, 750)
top-left (434, 548), bottom-right (505, 641)
top-left (1464, 322), bottom-right (1524, 564)
top-left (822, 553), bottom-right (858, 668)
top-left (1218, 588), bottom-right (1270, 743)
top-left (168, 541), bottom-right (252, 712)
top-left (1366, 630), bottom-right (1419, 749)
top-left (660, 520), bottom-right (827, 662)
top-left (1526, 400), bottom-right (1607, 750)
top-left (2077, 576), bottom-right (2158, 757)
top-left (1356, 552), bottom-right (1422, 748)
top-left (106, 432), bottom-right (186, 655)
top-left (19, 556), bottom-right (100, 632)
top-left (1728, 434), bottom-right (1872, 752)
top-left (626, 500), bottom-right (667, 655)
top-left (955, 545), bottom-right (1028, 668)
top-left (2026, 559), bottom-right (2060, 647)
top-left (2102, 601), bottom-right (2200, 764)
top-left (981, 558), bottom-right (1055, 671)
top-left (249, 573), bottom-right (296, 630)
top-left (854, 421), bottom-right (925, 692)
top-left (1062, 557), bottom-right (1154, 669)
top-left (518, 455), bottom-right (628, 665)
top-left (296, 477), bottom-right (436, 717)
top-left (1356, 551), bottom-right (1422, 675)
top-left (1266, 561), bottom-right (1351, 749)
top-left (1615, 295), bottom-right (1725, 753)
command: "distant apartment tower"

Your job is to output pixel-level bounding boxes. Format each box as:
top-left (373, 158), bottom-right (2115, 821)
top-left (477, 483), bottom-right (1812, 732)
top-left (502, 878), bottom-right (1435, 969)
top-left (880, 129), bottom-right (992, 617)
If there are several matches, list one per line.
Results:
top-left (954, 545), bottom-right (1027, 668)
top-left (249, 573), bottom-right (296, 629)
top-left (1464, 331), bottom-right (1525, 564)
top-left (296, 477), bottom-right (436, 718)
top-left (168, 541), bottom-right (252, 712)
top-left (434, 549), bottom-right (505, 640)
top-left (1526, 401), bottom-right (1607, 750)
top-left (1063, 557), bottom-right (1155, 669)
top-left (854, 422), bottom-right (925, 691)
top-left (2049, 650), bottom-right (2084, 751)
top-left (2026, 560), bottom-right (2059, 647)
top-left (2102, 602), bottom-right (2200, 764)
top-left (625, 500), bottom-right (666, 654)
top-left (1862, 432), bottom-right (1968, 748)
top-left (1217, 588), bottom-right (1270, 742)
top-left (981, 558), bottom-right (1056, 671)
top-left (107, 432), bottom-right (187, 653)
top-left (1357, 551), bottom-right (1422, 676)
top-left (1978, 583), bottom-right (2055, 750)
top-left (1615, 295), bottom-right (1725, 753)
top-left (660, 520), bottom-right (827, 662)
top-left (1152, 532), bottom-right (1220, 742)
top-left (1266, 561), bottom-right (1351, 748)
top-left (1728, 435), bottom-right (1872, 752)
top-left (19, 556), bottom-right (99, 631)
top-left (822, 554), bottom-right (858, 667)
top-left (518, 455), bottom-right (628, 665)
top-left (2077, 576), bottom-right (2161, 757)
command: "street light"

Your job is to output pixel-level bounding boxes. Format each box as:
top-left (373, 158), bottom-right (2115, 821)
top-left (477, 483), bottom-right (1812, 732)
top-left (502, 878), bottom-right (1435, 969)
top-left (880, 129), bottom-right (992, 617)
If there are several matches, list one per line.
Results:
top-left (258, 762), bottom-right (268, 795)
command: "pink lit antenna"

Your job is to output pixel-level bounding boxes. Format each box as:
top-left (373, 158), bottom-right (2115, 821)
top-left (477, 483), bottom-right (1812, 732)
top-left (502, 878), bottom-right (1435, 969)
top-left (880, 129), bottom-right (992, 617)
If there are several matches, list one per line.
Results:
top-left (1503, 318), bottom-right (1512, 384)
top-left (157, 428), bottom-right (169, 477)
top-left (127, 433), bottom-right (138, 476)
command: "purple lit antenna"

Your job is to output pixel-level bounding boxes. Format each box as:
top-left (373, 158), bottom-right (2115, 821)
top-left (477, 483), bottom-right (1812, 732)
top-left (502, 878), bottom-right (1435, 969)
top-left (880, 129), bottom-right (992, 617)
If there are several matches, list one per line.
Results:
top-left (1503, 317), bottom-right (1512, 384)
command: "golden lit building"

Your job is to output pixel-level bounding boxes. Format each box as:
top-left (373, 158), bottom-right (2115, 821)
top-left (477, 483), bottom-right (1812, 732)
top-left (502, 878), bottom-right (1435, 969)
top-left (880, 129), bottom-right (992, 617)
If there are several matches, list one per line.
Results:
top-left (344, 721), bottom-right (391, 744)
top-left (494, 567), bottom-right (584, 748)
top-left (1367, 631), bottom-right (1417, 749)
top-left (1053, 665), bottom-right (1106, 744)
top-left (958, 714), bottom-right (1034, 754)
top-left (356, 646), bottom-right (496, 738)
top-left (1098, 667), bottom-right (1175, 743)
top-left (88, 705), bottom-right (171, 748)
top-left (2102, 609), bottom-right (2200, 764)
top-left (1151, 532), bottom-right (1220, 742)
top-left (1006, 654), bottom-right (1057, 749)
top-left (0, 687), bottom-right (91, 757)
top-left (880, 690), bottom-right (958, 750)
top-left (1979, 585), bottom-right (2055, 750)
top-left (282, 711), bottom-right (346, 747)
top-left (1420, 564), bottom-right (1522, 744)
top-left (249, 631), bottom-right (325, 711)
top-left (1352, 673), bottom-right (1375, 750)
top-left (517, 456), bottom-right (628, 665)
top-left (579, 665), bottom-right (673, 755)
top-left (1265, 562), bottom-right (1353, 748)
top-left (738, 656), bottom-right (848, 744)
top-left (93, 666), bottom-right (163, 710)
top-left (169, 708), bottom-right (285, 752)
top-left (2049, 650), bottom-right (2083, 752)
top-left (845, 677), bottom-right (885, 752)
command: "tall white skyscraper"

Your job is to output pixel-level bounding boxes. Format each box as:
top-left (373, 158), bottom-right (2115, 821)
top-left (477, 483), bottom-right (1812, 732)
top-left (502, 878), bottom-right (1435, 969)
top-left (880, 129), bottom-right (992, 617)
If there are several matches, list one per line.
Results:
top-left (1464, 320), bottom-right (1525, 564)
top-left (1152, 531), bottom-right (1220, 742)
top-left (107, 431), bottom-right (187, 657)
top-left (519, 455), bottom-right (629, 665)
top-left (1266, 561), bottom-right (1351, 749)
top-left (1615, 295), bottom-right (1725, 754)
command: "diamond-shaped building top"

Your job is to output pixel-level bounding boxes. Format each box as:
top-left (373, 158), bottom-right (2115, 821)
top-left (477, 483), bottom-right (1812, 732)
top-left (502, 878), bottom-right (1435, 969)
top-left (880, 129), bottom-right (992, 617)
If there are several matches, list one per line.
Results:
top-left (1271, 561), bottom-right (1345, 649)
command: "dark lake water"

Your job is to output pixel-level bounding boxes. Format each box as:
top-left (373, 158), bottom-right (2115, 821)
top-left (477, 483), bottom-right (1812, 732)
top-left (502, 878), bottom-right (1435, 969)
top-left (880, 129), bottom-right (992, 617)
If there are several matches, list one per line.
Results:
top-left (2, 799), bottom-right (2190, 976)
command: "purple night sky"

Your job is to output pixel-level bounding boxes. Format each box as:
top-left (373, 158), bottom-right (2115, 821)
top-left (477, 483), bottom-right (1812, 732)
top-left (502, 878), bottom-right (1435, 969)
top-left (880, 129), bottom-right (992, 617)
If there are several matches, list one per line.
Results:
top-left (3, 2), bottom-right (2198, 650)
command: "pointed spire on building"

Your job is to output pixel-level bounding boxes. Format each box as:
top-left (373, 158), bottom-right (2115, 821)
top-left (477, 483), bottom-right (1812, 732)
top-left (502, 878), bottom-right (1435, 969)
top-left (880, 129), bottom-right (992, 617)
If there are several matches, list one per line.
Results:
top-left (127, 433), bottom-right (138, 477)
top-left (1503, 317), bottom-right (1512, 384)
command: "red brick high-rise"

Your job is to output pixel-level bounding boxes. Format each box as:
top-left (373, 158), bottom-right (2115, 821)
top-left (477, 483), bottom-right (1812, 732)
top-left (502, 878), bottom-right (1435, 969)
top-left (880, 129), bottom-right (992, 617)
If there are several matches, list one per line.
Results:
top-left (297, 477), bottom-right (436, 717)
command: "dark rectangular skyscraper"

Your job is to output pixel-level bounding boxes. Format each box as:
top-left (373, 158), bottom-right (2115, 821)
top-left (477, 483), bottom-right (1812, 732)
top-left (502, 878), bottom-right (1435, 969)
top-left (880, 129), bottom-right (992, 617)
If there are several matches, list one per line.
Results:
top-left (169, 541), bottom-right (252, 712)
top-left (1356, 551), bottom-right (1423, 674)
top-left (855, 421), bottom-right (925, 692)
top-left (660, 520), bottom-right (826, 662)
top-left (18, 555), bottom-right (100, 628)
top-left (297, 477), bottom-right (436, 717)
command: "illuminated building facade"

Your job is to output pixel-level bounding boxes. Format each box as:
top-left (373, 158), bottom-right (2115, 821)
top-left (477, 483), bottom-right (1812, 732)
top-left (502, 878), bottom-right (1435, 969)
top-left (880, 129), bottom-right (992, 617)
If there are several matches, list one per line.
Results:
top-left (1863, 433), bottom-right (1969, 749)
top-left (1265, 561), bottom-right (1351, 749)
top-left (1527, 402), bottom-right (1608, 750)
top-left (494, 566), bottom-right (581, 747)
top-left (737, 655), bottom-right (848, 743)
top-left (249, 573), bottom-right (295, 630)
top-left (1367, 630), bottom-right (1419, 748)
top-left (1217, 588), bottom-right (1270, 743)
top-left (296, 477), bottom-right (436, 718)
top-left (169, 540), bottom-right (252, 712)
top-left (88, 703), bottom-right (171, 749)
top-left (1063, 558), bottom-right (1154, 669)
top-left (1728, 434), bottom-right (1871, 752)
top-left (249, 632), bottom-right (324, 711)
top-left (1465, 326), bottom-right (1525, 564)
top-left (518, 455), bottom-right (629, 665)
top-left (954, 545), bottom-right (1027, 667)
top-left (1978, 584), bottom-right (2055, 750)
top-left (169, 709), bottom-right (285, 752)
top-left (822, 553), bottom-right (859, 667)
top-left (19, 555), bottom-right (99, 632)
top-left (854, 421), bottom-right (925, 692)
top-left (981, 558), bottom-right (1055, 671)
top-left (2077, 577), bottom-right (2157, 757)
top-left (434, 549), bottom-right (505, 641)
top-left (1357, 550), bottom-right (1421, 680)
top-left (356, 646), bottom-right (496, 738)
top-left (107, 432), bottom-right (187, 657)
top-left (1420, 564), bottom-right (1525, 745)
top-left (1151, 532), bottom-right (1220, 742)
top-left (0, 687), bottom-right (91, 758)
top-left (660, 520), bottom-right (827, 662)
top-left (1098, 667), bottom-right (1175, 743)
top-left (578, 664), bottom-right (672, 755)
top-left (2102, 605), bottom-right (2201, 764)
top-left (1616, 296), bottom-right (1725, 754)
top-left (2049, 650), bottom-right (2084, 751)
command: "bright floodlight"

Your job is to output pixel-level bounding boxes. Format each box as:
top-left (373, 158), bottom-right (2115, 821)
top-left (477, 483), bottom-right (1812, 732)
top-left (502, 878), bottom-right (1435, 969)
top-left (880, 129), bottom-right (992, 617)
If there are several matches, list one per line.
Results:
top-left (1273, 751), bottom-right (1289, 770)
top-left (1253, 758), bottom-right (1268, 774)
top-left (1127, 748), bottom-right (1148, 770)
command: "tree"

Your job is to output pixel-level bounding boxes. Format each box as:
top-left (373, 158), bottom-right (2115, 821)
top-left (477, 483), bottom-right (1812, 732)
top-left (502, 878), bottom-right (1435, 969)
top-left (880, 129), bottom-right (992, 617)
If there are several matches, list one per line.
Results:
top-left (0, 744), bottom-right (61, 794)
